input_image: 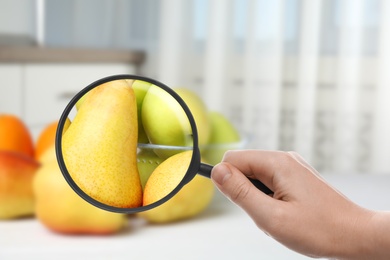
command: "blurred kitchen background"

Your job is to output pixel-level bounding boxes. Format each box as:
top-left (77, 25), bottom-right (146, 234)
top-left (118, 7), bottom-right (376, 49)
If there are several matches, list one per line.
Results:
top-left (1, 0), bottom-right (389, 174)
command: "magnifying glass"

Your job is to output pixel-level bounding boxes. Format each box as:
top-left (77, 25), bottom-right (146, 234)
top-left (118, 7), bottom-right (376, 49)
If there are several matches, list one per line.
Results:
top-left (55, 74), bottom-right (272, 214)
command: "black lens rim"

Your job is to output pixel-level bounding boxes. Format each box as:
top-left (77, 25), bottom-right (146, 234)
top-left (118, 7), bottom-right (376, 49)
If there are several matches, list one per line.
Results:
top-left (55, 74), bottom-right (201, 214)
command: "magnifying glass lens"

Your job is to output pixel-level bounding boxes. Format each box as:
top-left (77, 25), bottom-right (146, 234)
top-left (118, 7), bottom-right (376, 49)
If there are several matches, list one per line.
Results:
top-left (57, 76), bottom-right (195, 213)
top-left (56, 75), bottom-right (272, 214)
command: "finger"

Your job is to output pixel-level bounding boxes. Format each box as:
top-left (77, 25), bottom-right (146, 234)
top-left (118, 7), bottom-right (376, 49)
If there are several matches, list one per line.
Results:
top-left (211, 162), bottom-right (276, 226)
top-left (221, 150), bottom-right (297, 191)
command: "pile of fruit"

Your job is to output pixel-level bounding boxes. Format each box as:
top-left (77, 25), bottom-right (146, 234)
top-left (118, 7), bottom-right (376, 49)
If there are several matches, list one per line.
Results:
top-left (0, 82), bottom-right (242, 235)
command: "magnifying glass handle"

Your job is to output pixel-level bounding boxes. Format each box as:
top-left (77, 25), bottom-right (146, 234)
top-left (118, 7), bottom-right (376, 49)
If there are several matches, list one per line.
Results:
top-left (199, 163), bottom-right (273, 195)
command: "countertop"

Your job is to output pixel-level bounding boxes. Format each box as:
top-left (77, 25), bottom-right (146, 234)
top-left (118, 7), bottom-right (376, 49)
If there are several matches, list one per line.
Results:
top-left (0, 46), bottom-right (145, 64)
top-left (0, 174), bottom-right (389, 260)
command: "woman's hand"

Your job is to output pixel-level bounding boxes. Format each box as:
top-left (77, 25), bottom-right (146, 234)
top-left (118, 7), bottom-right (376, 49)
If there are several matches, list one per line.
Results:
top-left (211, 150), bottom-right (388, 259)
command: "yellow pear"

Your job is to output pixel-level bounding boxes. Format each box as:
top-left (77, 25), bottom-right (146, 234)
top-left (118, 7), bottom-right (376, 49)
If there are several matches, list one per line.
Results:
top-left (33, 159), bottom-right (127, 235)
top-left (140, 151), bottom-right (215, 223)
top-left (39, 145), bottom-right (56, 165)
top-left (62, 79), bottom-right (142, 208)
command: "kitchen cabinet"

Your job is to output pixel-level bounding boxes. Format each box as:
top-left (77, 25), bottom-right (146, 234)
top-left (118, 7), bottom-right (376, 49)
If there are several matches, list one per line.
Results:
top-left (0, 64), bottom-right (23, 116)
top-left (0, 47), bottom-right (145, 139)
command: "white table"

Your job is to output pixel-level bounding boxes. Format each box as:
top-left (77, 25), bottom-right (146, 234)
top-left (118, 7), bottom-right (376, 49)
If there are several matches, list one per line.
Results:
top-left (1, 174), bottom-right (389, 260)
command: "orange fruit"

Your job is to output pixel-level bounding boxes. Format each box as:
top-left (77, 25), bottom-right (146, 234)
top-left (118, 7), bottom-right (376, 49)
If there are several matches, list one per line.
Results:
top-left (0, 114), bottom-right (34, 158)
top-left (35, 121), bottom-right (59, 160)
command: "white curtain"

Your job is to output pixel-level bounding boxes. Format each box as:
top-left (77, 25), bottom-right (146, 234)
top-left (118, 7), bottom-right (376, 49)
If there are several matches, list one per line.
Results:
top-left (153, 0), bottom-right (390, 174)
top-left (43, 0), bottom-right (390, 174)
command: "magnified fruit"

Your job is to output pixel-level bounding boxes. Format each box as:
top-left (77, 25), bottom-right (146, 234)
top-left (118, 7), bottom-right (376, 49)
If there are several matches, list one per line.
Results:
top-left (140, 151), bottom-right (214, 223)
top-left (130, 80), bottom-right (152, 144)
top-left (62, 79), bottom-right (142, 208)
top-left (137, 149), bottom-right (163, 190)
top-left (142, 85), bottom-right (193, 158)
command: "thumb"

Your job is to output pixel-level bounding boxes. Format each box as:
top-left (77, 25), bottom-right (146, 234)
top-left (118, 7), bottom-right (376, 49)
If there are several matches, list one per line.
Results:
top-left (211, 162), bottom-right (274, 222)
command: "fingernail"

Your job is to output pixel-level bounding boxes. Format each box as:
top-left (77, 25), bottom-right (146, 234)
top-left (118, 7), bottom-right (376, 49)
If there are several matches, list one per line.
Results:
top-left (211, 163), bottom-right (232, 185)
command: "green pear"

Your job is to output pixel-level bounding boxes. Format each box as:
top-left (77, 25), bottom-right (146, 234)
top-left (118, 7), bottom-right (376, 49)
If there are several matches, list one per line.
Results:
top-left (202, 111), bottom-right (241, 165)
top-left (141, 85), bottom-right (193, 158)
top-left (174, 88), bottom-right (211, 146)
top-left (128, 79), bottom-right (151, 144)
top-left (62, 79), bottom-right (143, 208)
top-left (137, 149), bottom-right (163, 190)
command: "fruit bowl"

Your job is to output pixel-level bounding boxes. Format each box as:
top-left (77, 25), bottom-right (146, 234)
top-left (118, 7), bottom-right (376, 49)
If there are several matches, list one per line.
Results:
top-left (200, 134), bottom-right (250, 165)
top-left (137, 134), bottom-right (251, 165)
top-left (200, 135), bottom-right (249, 150)
top-left (137, 143), bottom-right (193, 150)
